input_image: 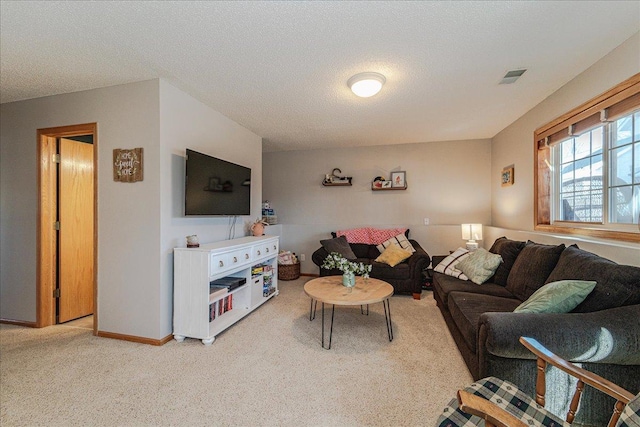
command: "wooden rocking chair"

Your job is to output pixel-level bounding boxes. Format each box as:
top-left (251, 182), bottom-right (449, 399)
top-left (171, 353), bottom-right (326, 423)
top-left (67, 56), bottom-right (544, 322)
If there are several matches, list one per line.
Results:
top-left (437, 337), bottom-right (639, 427)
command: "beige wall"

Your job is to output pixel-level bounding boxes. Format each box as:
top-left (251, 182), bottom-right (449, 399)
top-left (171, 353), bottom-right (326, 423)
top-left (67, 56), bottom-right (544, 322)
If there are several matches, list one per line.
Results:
top-left (158, 80), bottom-right (263, 336)
top-left (490, 31), bottom-right (640, 266)
top-left (263, 139), bottom-right (492, 274)
top-left (0, 79), bottom-right (263, 340)
top-left (491, 32), bottom-right (640, 231)
top-left (1, 80), bottom-right (161, 335)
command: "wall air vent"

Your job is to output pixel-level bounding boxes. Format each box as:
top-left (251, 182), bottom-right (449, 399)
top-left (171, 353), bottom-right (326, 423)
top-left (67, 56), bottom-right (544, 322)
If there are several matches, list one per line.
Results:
top-left (500, 69), bottom-right (527, 84)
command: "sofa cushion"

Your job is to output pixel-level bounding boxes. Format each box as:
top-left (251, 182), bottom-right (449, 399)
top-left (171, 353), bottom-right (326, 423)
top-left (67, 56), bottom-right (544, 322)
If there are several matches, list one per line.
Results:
top-left (545, 245), bottom-right (640, 312)
top-left (448, 292), bottom-right (521, 353)
top-left (375, 244), bottom-right (412, 267)
top-left (506, 241), bottom-right (565, 301)
top-left (370, 260), bottom-right (411, 280)
top-left (432, 272), bottom-right (516, 307)
top-left (320, 236), bottom-right (357, 260)
top-left (434, 247), bottom-right (470, 280)
top-left (456, 248), bottom-right (503, 285)
top-left (514, 280), bottom-right (597, 313)
top-left (376, 233), bottom-right (415, 253)
top-left (488, 237), bottom-right (526, 287)
top-left (349, 243), bottom-right (378, 259)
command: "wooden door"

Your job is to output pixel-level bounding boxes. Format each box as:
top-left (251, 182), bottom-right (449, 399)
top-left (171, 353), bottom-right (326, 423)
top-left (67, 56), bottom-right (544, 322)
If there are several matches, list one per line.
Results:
top-left (58, 138), bottom-right (94, 322)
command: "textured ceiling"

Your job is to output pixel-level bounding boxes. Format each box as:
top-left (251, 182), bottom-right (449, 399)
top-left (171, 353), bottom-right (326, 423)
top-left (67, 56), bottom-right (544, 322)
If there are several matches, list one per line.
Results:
top-left (1, 1), bottom-right (639, 152)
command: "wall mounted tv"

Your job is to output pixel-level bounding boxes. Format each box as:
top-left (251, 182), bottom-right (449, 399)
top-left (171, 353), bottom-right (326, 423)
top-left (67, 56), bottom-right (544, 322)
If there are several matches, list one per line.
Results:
top-left (184, 149), bottom-right (251, 216)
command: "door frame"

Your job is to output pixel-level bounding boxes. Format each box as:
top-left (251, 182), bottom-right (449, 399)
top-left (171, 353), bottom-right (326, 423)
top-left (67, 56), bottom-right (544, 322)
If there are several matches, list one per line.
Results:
top-left (37, 123), bottom-right (98, 334)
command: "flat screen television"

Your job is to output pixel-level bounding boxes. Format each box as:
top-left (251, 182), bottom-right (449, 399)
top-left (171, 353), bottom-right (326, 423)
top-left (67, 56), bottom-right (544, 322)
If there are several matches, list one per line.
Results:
top-left (184, 149), bottom-right (251, 216)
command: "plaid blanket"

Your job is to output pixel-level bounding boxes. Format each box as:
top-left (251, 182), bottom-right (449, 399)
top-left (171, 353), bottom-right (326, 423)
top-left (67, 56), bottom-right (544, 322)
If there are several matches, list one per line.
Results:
top-left (437, 378), bottom-right (640, 427)
top-left (336, 227), bottom-right (407, 245)
top-left (618, 393), bottom-right (640, 427)
top-left (436, 377), bottom-right (568, 427)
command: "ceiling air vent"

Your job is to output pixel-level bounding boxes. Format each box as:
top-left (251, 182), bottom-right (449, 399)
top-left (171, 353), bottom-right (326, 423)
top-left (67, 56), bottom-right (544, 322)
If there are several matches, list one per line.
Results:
top-left (500, 69), bottom-right (527, 84)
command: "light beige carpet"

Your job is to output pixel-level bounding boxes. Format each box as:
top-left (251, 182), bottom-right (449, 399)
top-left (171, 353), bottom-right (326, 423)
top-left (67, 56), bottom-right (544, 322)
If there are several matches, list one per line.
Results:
top-left (0, 278), bottom-right (472, 426)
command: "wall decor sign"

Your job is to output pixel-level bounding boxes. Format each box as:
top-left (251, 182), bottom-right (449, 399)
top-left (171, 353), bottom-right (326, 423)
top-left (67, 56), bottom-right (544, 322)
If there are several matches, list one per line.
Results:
top-left (501, 166), bottom-right (514, 187)
top-left (113, 148), bottom-right (143, 182)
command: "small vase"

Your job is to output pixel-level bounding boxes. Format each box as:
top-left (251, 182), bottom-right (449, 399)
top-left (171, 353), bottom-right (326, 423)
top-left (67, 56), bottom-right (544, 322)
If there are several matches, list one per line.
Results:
top-left (342, 272), bottom-right (356, 289)
top-left (252, 223), bottom-right (264, 236)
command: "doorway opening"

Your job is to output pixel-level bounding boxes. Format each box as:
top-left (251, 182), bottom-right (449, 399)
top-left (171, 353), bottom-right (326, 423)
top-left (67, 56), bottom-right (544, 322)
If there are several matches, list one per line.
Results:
top-left (37, 123), bottom-right (97, 334)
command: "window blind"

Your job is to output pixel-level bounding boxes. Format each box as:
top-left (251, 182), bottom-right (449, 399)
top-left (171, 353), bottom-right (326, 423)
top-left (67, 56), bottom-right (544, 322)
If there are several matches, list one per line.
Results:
top-left (536, 75), bottom-right (640, 149)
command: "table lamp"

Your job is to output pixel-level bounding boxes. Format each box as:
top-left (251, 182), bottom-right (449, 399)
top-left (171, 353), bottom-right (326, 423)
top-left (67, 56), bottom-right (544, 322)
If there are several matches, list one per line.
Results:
top-left (461, 224), bottom-right (483, 251)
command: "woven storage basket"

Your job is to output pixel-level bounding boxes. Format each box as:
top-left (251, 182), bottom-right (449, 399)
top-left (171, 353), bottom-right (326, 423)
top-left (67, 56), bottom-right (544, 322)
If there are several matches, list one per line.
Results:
top-left (278, 262), bottom-right (300, 280)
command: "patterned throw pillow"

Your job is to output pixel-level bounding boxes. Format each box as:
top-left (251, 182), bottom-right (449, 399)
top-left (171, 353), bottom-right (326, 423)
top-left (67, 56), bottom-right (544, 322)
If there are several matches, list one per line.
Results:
top-left (376, 233), bottom-right (416, 254)
top-left (433, 248), bottom-right (470, 280)
top-left (455, 248), bottom-right (503, 285)
top-left (375, 244), bottom-right (412, 267)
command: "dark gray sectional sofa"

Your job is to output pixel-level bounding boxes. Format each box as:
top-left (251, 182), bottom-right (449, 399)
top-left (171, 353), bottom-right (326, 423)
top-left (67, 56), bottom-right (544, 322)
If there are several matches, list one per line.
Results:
top-left (432, 237), bottom-right (640, 426)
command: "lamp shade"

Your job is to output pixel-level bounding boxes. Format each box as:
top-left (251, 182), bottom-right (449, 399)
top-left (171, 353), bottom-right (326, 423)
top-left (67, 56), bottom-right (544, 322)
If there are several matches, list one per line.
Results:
top-left (461, 224), bottom-right (483, 241)
top-left (348, 72), bottom-right (385, 97)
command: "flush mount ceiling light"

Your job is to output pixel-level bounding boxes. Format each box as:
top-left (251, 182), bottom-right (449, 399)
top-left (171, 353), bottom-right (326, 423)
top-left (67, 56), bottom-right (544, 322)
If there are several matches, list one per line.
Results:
top-left (348, 72), bottom-right (386, 97)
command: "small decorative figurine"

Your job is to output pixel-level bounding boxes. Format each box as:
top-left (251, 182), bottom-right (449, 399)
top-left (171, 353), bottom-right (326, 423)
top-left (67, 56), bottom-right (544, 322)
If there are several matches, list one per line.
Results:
top-left (186, 235), bottom-right (199, 248)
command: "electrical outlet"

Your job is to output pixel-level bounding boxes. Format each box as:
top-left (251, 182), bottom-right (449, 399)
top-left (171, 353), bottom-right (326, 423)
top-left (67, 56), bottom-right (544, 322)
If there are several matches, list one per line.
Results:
top-left (423, 218), bottom-right (430, 225)
top-left (300, 254), bottom-right (306, 262)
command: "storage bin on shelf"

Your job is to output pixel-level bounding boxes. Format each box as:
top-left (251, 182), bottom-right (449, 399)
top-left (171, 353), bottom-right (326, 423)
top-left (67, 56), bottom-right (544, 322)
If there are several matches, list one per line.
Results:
top-left (262, 215), bottom-right (278, 225)
top-left (278, 262), bottom-right (300, 280)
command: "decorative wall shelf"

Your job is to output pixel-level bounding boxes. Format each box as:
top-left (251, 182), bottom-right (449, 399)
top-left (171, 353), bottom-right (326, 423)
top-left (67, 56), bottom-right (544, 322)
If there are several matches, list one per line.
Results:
top-left (323, 182), bottom-right (352, 187)
top-left (322, 167), bottom-right (352, 186)
top-left (371, 183), bottom-right (407, 191)
top-left (371, 171), bottom-right (407, 191)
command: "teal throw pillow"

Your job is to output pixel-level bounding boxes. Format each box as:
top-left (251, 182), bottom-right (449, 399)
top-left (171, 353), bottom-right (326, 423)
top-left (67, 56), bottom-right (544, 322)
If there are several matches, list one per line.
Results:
top-left (514, 280), bottom-right (597, 313)
top-left (455, 248), bottom-right (503, 284)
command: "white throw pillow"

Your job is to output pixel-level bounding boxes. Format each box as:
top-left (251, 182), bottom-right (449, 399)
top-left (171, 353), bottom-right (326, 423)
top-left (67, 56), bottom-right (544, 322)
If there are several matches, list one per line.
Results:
top-left (376, 233), bottom-right (416, 254)
top-left (433, 248), bottom-right (469, 280)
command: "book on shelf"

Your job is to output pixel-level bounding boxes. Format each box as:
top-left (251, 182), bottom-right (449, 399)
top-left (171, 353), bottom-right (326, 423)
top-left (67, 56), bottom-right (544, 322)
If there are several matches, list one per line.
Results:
top-left (209, 286), bottom-right (228, 300)
top-left (210, 300), bottom-right (219, 321)
top-left (209, 294), bottom-right (234, 322)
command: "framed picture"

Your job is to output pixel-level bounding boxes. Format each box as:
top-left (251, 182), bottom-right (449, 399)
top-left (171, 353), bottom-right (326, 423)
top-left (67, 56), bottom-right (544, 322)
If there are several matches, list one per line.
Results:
top-left (382, 180), bottom-right (392, 188)
top-left (391, 171), bottom-right (406, 188)
top-left (501, 166), bottom-right (514, 187)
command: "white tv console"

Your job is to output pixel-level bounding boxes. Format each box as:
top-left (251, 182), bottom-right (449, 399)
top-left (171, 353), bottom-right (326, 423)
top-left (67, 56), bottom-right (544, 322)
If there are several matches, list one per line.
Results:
top-left (173, 235), bottom-right (279, 345)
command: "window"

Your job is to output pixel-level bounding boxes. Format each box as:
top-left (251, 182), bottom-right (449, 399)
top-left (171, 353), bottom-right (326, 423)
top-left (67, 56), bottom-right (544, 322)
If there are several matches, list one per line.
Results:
top-left (552, 111), bottom-right (640, 229)
top-left (609, 111), bottom-right (640, 224)
top-left (535, 74), bottom-right (640, 243)
top-left (554, 126), bottom-right (604, 223)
